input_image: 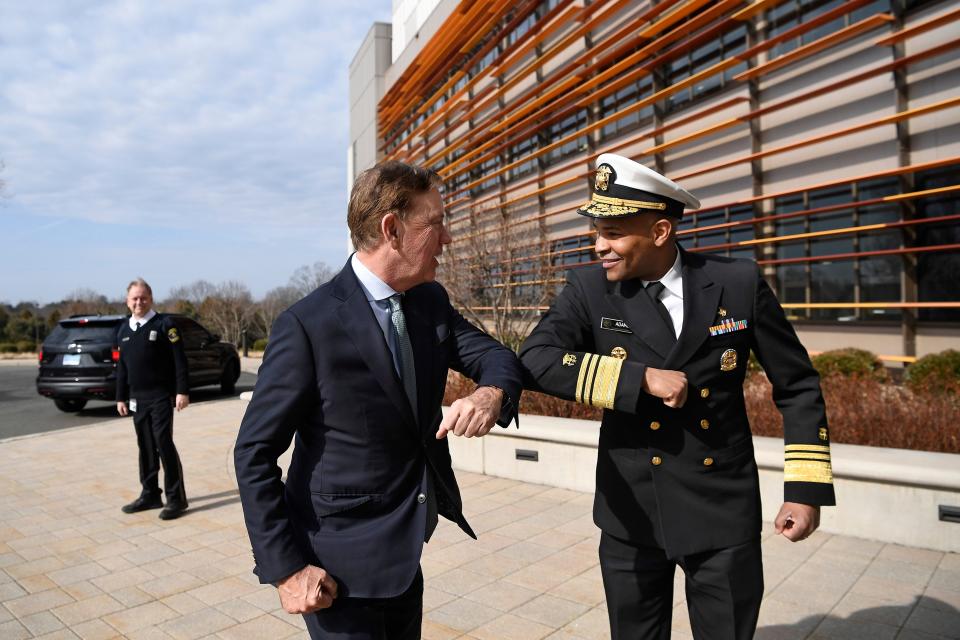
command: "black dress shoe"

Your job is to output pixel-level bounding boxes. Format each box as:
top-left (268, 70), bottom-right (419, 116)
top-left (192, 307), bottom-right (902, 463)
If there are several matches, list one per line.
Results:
top-left (158, 502), bottom-right (188, 520)
top-left (121, 495), bottom-right (163, 514)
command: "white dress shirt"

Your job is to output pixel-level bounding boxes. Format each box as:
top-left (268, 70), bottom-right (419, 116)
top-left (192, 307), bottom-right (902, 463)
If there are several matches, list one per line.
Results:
top-left (643, 250), bottom-right (684, 338)
top-left (129, 309), bottom-right (157, 331)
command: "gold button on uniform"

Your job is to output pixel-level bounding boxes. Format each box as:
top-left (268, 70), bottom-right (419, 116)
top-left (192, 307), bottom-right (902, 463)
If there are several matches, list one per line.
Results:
top-left (700, 419), bottom-right (710, 430)
top-left (700, 388), bottom-right (710, 399)
top-left (703, 457), bottom-right (714, 466)
top-left (651, 456), bottom-right (662, 466)
top-left (649, 421), bottom-right (660, 431)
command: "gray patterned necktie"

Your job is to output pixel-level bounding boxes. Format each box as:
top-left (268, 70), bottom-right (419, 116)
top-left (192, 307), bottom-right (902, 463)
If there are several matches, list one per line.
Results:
top-left (388, 294), bottom-right (418, 418)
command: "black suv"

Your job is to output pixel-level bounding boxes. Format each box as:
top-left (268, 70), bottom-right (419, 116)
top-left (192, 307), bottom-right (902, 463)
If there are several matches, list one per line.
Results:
top-left (37, 314), bottom-right (242, 412)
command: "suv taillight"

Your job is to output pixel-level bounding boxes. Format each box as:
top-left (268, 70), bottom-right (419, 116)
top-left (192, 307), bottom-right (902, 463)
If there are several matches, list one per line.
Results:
top-left (38, 350), bottom-right (43, 363)
top-left (111, 349), bottom-right (120, 362)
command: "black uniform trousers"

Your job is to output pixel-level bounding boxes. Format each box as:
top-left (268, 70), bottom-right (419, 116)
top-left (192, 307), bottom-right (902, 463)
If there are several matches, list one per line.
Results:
top-left (600, 533), bottom-right (763, 640)
top-left (132, 395), bottom-right (186, 505)
top-left (302, 568), bottom-right (423, 640)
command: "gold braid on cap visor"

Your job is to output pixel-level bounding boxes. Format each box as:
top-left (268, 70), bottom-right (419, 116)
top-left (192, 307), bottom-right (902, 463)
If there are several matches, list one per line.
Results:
top-left (580, 193), bottom-right (667, 216)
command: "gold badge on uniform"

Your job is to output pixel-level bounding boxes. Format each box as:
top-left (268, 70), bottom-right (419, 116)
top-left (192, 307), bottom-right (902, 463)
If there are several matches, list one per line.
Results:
top-left (168, 328), bottom-right (180, 343)
top-left (611, 347), bottom-right (627, 360)
top-left (594, 164), bottom-right (613, 192)
top-left (562, 353), bottom-right (577, 367)
top-left (718, 307), bottom-right (727, 317)
top-left (720, 349), bottom-right (737, 371)
top-left (819, 427), bottom-right (829, 442)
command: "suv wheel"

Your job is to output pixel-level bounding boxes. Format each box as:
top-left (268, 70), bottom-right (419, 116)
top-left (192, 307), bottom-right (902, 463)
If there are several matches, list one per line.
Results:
top-left (54, 399), bottom-right (88, 412)
top-left (220, 360), bottom-right (239, 395)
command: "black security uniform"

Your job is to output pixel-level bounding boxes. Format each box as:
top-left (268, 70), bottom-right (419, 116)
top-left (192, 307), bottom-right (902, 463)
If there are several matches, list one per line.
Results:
top-left (520, 248), bottom-right (836, 639)
top-left (116, 314), bottom-right (189, 506)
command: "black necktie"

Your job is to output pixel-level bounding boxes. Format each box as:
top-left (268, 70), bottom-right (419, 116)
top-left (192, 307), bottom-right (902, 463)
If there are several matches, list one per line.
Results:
top-left (645, 281), bottom-right (677, 342)
top-left (135, 322), bottom-right (141, 331)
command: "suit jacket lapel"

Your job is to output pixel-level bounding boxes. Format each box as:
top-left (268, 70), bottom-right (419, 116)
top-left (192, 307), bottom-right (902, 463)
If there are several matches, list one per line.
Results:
top-left (665, 249), bottom-right (722, 369)
top-left (332, 261), bottom-right (418, 433)
top-left (605, 279), bottom-right (673, 361)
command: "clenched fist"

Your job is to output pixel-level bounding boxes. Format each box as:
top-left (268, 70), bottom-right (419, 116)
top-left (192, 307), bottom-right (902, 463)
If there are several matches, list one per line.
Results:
top-left (277, 565), bottom-right (339, 614)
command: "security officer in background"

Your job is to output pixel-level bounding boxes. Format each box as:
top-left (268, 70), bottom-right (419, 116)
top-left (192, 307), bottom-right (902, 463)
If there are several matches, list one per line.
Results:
top-left (520, 153), bottom-right (835, 639)
top-left (116, 277), bottom-right (190, 520)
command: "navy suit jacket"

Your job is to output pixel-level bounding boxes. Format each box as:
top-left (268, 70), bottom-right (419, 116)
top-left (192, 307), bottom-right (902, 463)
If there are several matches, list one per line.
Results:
top-left (234, 259), bottom-right (522, 598)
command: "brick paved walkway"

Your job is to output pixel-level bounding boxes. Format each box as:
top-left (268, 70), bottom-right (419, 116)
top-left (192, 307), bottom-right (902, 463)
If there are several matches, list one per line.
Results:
top-left (1, 397), bottom-right (957, 639)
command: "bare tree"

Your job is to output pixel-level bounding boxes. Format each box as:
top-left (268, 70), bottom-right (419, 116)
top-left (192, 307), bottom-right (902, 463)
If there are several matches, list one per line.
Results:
top-left (289, 261), bottom-right (335, 298)
top-left (254, 285), bottom-right (300, 338)
top-left (439, 212), bottom-right (558, 350)
top-left (166, 280), bottom-right (217, 318)
top-left (198, 281), bottom-right (254, 346)
top-left (61, 288), bottom-right (120, 317)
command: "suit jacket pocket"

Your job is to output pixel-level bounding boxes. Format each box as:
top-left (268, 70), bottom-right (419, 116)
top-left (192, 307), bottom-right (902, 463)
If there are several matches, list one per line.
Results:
top-left (310, 493), bottom-right (379, 517)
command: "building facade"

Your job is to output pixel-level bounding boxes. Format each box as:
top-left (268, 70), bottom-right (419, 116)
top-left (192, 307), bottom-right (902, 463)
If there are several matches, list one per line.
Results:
top-left (349, 0), bottom-right (960, 362)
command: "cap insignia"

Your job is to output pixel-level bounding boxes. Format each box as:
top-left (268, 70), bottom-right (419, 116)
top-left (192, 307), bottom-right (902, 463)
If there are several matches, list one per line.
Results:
top-left (595, 164), bottom-right (613, 192)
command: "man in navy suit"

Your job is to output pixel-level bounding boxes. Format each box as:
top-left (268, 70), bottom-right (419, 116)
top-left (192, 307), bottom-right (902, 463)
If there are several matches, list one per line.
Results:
top-left (234, 160), bottom-right (523, 639)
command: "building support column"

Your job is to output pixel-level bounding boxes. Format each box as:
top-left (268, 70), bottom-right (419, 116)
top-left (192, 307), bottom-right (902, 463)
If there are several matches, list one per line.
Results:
top-left (891, 0), bottom-right (917, 359)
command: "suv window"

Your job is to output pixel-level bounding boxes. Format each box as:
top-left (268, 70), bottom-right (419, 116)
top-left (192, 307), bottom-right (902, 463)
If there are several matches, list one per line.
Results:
top-left (46, 323), bottom-right (121, 345)
top-left (174, 317), bottom-right (211, 349)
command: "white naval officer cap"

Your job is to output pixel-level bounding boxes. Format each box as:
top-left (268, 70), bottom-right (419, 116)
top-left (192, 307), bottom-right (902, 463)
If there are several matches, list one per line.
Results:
top-left (577, 153), bottom-right (700, 219)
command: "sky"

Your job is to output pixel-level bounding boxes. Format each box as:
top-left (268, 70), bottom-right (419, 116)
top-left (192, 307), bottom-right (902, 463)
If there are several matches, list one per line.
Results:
top-left (0, 0), bottom-right (392, 304)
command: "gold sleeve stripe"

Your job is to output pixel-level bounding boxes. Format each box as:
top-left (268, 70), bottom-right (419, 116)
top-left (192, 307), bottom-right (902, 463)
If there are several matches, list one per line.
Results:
top-left (589, 356), bottom-right (623, 410)
top-left (573, 353), bottom-right (623, 408)
top-left (784, 460), bottom-right (833, 484)
top-left (785, 452), bottom-right (832, 462)
top-left (785, 444), bottom-right (831, 453)
top-left (583, 355), bottom-right (601, 407)
top-left (575, 354), bottom-right (597, 404)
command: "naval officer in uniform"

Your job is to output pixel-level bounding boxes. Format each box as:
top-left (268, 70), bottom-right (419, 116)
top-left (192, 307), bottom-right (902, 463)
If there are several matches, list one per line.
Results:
top-left (116, 278), bottom-right (190, 520)
top-left (519, 153), bottom-right (835, 639)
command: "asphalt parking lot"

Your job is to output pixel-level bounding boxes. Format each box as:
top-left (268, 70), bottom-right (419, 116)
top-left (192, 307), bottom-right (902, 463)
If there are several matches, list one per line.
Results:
top-left (0, 359), bottom-right (257, 441)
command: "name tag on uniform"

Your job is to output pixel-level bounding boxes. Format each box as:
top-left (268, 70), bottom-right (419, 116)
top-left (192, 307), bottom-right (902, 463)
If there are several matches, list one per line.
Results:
top-left (601, 317), bottom-right (632, 334)
top-left (122, 336), bottom-right (130, 342)
top-left (149, 330), bottom-right (158, 341)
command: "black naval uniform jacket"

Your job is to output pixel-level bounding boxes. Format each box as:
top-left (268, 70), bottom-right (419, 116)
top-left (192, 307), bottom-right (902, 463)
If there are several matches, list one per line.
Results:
top-left (234, 259), bottom-right (523, 599)
top-left (520, 248), bottom-right (835, 559)
top-left (116, 314), bottom-right (189, 402)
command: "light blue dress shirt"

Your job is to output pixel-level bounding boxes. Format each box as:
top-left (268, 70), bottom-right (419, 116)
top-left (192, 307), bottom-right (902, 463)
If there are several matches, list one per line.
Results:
top-left (351, 253), bottom-right (403, 375)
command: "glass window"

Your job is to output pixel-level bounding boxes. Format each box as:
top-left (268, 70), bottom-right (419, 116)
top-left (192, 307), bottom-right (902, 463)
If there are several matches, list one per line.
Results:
top-left (916, 168), bottom-right (960, 322)
top-left (664, 24), bottom-right (746, 113)
top-left (811, 261), bottom-right (855, 321)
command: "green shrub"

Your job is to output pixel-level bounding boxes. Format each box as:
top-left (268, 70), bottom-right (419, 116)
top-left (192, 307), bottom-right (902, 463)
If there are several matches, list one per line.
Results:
top-left (0, 342), bottom-right (17, 353)
top-left (15, 341), bottom-right (35, 353)
top-left (811, 348), bottom-right (888, 382)
top-left (252, 338), bottom-right (269, 351)
top-left (905, 349), bottom-right (960, 396)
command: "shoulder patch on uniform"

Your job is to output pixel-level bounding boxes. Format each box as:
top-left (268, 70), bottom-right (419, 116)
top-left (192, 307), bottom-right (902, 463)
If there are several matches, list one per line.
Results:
top-left (167, 327), bottom-right (180, 343)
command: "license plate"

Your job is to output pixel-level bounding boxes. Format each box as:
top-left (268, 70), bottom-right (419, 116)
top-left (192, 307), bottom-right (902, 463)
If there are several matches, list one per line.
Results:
top-left (62, 354), bottom-right (81, 366)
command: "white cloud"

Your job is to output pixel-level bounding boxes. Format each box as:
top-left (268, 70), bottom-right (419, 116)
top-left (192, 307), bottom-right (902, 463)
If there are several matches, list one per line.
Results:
top-left (0, 0), bottom-right (391, 238)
